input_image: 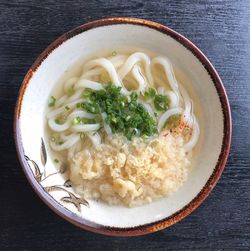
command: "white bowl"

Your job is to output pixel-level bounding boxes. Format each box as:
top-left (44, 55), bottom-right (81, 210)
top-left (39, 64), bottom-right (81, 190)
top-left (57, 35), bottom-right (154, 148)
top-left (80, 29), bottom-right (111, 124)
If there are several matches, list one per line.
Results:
top-left (14, 17), bottom-right (232, 236)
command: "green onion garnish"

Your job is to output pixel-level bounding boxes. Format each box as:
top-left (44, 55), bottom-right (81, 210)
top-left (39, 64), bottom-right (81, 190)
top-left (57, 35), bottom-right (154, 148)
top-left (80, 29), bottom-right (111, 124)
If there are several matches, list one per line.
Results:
top-left (64, 105), bottom-right (70, 111)
top-left (72, 117), bottom-right (81, 125)
top-left (81, 102), bottom-right (100, 114)
top-left (80, 118), bottom-right (96, 124)
top-left (144, 88), bottom-right (156, 100)
top-left (82, 88), bottom-right (93, 98)
top-left (79, 84), bottom-right (158, 140)
top-left (154, 94), bottom-right (169, 111)
top-left (48, 96), bottom-right (56, 107)
top-left (54, 158), bottom-right (59, 163)
top-left (111, 51), bottom-right (117, 56)
top-left (55, 118), bottom-right (62, 124)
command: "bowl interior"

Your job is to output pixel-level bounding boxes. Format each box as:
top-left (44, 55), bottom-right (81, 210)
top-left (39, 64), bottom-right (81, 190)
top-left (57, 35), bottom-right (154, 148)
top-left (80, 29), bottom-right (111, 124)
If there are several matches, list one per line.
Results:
top-left (17, 23), bottom-right (224, 228)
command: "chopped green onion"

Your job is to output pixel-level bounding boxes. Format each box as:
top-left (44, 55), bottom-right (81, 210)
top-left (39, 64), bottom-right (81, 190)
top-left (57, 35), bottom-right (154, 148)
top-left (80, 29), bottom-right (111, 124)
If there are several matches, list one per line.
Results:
top-left (81, 102), bottom-right (100, 114)
top-left (57, 141), bottom-right (64, 145)
top-left (142, 134), bottom-right (149, 139)
top-left (48, 96), bottom-right (56, 107)
top-left (80, 118), bottom-right (96, 124)
top-left (80, 84), bottom-right (158, 140)
top-left (76, 103), bottom-right (81, 108)
top-left (72, 117), bottom-right (81, 125)
top-left (154, 94), bottom-right (169, 111)
top-left (64, 105), bottom-right (70, 111)
top-left (125, 115), bottom-right (131, 121)
top-left (111, 116), bottom-right (117, 123)
top-left (82, 88), bottom-right (93, 98)
top-left (111, 51), bottom-right (117, 56)
top-left (55, 118), bottom-right (62, 124)
top-left (130, 92), bottom-right (138, 102)
top-left (54, 158), bottom-right (59, 163)
top-left (144, 88), bottom-right (156, 100)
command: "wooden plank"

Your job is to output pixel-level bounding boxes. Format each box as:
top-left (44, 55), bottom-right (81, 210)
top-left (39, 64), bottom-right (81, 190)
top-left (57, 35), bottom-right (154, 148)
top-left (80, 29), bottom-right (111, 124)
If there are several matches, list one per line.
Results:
top-left (0, 0), bottom-right (249, 250)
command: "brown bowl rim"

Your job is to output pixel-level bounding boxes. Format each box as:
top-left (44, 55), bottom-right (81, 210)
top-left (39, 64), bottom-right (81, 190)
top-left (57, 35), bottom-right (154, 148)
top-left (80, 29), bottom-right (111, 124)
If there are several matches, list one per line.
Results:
top-left (14, 17), bottom-right (232, 236)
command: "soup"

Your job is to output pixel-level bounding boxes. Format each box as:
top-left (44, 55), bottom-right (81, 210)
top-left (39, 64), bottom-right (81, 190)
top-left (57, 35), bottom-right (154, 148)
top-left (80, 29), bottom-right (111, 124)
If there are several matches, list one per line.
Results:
top-left (46, 51), bottom-right (200, 207)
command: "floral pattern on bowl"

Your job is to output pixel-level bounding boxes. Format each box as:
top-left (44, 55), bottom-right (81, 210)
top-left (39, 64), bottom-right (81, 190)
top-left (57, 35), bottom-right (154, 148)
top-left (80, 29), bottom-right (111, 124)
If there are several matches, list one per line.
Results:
top-left (25, 138), bottom-right (89, 214)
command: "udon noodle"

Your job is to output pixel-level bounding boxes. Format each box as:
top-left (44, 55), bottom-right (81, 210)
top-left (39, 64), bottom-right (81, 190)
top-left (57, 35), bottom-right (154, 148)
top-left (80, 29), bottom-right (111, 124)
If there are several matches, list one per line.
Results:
top-left (46, 51), bottom-right (200, 207)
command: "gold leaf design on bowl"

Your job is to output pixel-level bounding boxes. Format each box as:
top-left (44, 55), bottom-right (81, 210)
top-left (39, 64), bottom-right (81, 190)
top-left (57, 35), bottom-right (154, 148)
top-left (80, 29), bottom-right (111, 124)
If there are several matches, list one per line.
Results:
top-left (45, 186), bottom-right (89, 211)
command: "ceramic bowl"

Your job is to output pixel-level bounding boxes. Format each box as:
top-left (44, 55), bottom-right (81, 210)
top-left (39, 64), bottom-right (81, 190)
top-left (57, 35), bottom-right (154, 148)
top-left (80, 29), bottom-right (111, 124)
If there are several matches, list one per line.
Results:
top-left (14, 17), bottom-right (232, 236)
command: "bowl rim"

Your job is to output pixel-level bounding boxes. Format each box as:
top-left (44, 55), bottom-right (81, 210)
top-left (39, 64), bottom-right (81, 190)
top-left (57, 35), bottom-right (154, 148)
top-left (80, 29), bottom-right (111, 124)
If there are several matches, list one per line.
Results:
top-left (14, 17), bottom-right (232, 236)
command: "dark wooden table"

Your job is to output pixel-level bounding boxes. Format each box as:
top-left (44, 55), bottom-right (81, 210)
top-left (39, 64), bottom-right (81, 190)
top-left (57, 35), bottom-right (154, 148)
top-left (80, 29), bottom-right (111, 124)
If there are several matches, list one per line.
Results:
top-left (1, 0), bottom-right (250, 250)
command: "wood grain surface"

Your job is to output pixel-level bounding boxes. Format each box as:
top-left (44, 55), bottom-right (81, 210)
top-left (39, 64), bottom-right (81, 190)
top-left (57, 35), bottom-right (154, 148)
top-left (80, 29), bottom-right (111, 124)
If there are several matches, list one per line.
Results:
top-left (0, 0), bottom-right (250, 250)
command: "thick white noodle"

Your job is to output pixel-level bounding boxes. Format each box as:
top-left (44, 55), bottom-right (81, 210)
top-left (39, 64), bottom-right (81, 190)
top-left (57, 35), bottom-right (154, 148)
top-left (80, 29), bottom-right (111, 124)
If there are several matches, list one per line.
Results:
top-left (83, 58), bottom-right (121, 84)
top-left (64, 89), bottom-right (84, 104)
top-left (48, 119), bottom-right (69, 132)
top-left (108, 55), bottom-right (127, 68)
top-left (138, 99), bottom-right (155, 119)
top-left (50, 133), bottom-right (80, 151)
top-left (47, 51), bottom-right (200, 155)
top-left (132, 65), bottom-right (147, 92)
top-left (184, 115), bottom-right (200, 151)
top-left (48, 111), bottom-right (96, 132)
top-left (75, 79), bottom-right (104, 90)
top-left (157, 87), bottom-right (178, 108)
top-left (158, 107), bottom-right (183, 131)
top-left (60, 132), bottom-right (76, 140)
top-left (82, 58), bottom-right (129, 95)
top-left (71, 124), bottom-right (100, 133)
top-left (167, 91), bottom-right (179, 108)
top-left (101, 112), bottom-right (112, 135)
top-left (179, 84), bottom-right (193, 127)
top-left (55, 95), bottom-right (68, 108)
top-left (86, 132), bottom-right (101, 145)
top-left (81, 68), bottom-right (102, 79)
top-left (118, 52), bottom-right (153, 86)
top-left (63, 77), bottom-right (78, 92)
top-left (47, 99), bottom-right (85, 119)
top-left (152, 57), bottom-right (180, 104)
